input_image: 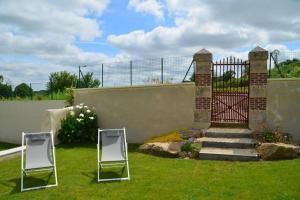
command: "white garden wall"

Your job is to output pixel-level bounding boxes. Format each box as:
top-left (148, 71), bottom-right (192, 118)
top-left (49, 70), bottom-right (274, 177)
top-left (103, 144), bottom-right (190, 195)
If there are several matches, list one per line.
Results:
top-left (0, 100), bottom-right (65, 144)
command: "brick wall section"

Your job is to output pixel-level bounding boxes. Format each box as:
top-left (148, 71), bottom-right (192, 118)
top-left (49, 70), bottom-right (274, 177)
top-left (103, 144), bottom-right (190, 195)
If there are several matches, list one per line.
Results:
top-left (196, 97), bottom-right (211, 109)
top-left (249, 97), bottom-right (266, 110)
top-left (195, 74), bottom-right (211, 86)
top-left (250, 73), bottom-right (267, 85)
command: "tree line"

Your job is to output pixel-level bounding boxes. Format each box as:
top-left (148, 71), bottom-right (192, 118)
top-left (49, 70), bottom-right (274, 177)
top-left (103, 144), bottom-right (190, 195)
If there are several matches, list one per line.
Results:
top-left (0, 71), bottom-right (100, 99)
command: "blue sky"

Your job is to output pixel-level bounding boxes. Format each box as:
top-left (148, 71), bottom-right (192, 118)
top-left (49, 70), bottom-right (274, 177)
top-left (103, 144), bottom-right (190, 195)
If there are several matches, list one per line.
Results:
top-left (75, 0), bottom-right (175, 56)
top-left (0, 0), bottom-right (299, 88)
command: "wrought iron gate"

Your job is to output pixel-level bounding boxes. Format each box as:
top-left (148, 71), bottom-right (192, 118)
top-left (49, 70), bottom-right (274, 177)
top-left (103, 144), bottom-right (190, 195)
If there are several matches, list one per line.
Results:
top-left (211, 57), bottom-right (250, 124)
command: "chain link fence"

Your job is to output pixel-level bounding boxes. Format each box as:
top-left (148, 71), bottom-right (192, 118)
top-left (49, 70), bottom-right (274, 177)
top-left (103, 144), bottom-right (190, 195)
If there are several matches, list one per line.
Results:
top-left (269, 50), bottom-right (300, 78)
top-left (100, 56), bottom-right (194, 87)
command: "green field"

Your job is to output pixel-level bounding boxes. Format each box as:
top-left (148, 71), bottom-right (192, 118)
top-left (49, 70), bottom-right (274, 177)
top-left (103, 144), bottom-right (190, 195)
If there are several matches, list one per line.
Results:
top-left (0, 144), bottom-right (299, 200)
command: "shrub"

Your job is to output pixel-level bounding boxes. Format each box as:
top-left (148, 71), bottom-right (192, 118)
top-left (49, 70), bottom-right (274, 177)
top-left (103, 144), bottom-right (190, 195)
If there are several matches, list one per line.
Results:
top-left (58, 103), bottom-right (98, 143)
top-left (181, 141), bottom-right (201, 152)
top-left (65, 88), bottom-right (74, 106)
top-left (14, 83), bottom-right (33, 98)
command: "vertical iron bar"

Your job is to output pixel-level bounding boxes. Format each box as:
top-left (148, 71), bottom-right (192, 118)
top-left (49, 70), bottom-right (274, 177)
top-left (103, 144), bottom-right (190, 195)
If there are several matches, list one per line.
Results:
top-left (269, 52), bottom-right (272, 78)
top-left (161, 58), bottom-right (164, 84)
top-left (50, 80), bottom-right (53, 100)
top-left (130, 60), bottom-right (133, 86)
top-left (101, 64), bottom-right (104, 87)
top-left (30, 83), bottom-right (33, 100)
top-left (78, 66), bottom-right (80, 88)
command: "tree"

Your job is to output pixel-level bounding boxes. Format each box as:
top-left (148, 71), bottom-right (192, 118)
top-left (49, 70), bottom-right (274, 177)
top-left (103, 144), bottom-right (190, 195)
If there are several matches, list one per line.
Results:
top-left (78, 72), bottom-right (100, 88)
top-left (222, 70), bottom-right (235, 82)
top-left (47, 71), bottom-right (77, 93)
top-left (14, 83), bottom-right (33, 98)
top-left (271, 59), bottom-right (300, 78)
top-left (0, 75), bottom-right (13, 99)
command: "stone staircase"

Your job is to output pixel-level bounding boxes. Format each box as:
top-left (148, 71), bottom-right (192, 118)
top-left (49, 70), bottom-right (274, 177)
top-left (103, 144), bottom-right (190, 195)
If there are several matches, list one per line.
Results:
top-left (198, 127), bottom-right (259, 161)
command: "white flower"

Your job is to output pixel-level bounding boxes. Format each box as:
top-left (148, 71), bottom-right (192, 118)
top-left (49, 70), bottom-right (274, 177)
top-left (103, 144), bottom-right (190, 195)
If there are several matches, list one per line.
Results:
top-left (84, 106), bottom-right (88, 109)
top-left (76, 118), bottom-right (82, 122)
top-left (80, 103), bottom-right (84, 106)
top-left (86, 109), bottom-right (91, 113)
top-left (89, 116), bottom-right (94, 120)
top-left (79, 113), bottom-right (84, 118)
top-left (76, 105), bottom-right (80, 109)
top-left (70, 106), bottom-right (74, 110)
top-left (70, 111), bottom-right (75, 116)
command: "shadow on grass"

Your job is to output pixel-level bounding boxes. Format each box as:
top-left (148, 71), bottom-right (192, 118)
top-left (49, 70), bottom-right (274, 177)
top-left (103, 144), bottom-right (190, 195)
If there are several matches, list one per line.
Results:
top-left (56, 143), bottom-right (141, 153)
top-left (80, 166), bottom-right (128, 184)
top-left (0, 172), bottom-right (54, 195)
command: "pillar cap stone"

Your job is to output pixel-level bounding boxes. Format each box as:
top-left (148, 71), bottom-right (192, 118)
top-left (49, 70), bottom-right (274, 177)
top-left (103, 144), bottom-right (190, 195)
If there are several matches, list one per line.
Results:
top-left (249, 46), bottom-right (268, 60)
top-left (193, 48), bottom-right (212, 61)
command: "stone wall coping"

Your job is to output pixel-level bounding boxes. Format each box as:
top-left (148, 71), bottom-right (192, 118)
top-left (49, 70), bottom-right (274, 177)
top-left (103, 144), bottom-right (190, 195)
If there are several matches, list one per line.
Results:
top-left (74, 82), bottom-right (195, 92)
top-left (268, 78), bottom-right (300, 82)
top-left (0, 146), bottom-right (24, 158)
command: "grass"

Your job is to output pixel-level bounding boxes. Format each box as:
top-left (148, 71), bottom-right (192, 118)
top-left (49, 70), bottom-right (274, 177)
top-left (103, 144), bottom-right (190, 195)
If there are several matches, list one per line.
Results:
top-left (0, 142), bottom-right (18, 151)
top-left (0, 91), bottom-right (66, 101)
top-left (0, 144), bottom-right (300, 200)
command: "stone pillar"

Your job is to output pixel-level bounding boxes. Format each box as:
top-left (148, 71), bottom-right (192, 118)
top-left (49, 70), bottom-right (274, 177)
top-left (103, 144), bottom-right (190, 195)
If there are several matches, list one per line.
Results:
top-left (248, 46), bottom-right (268, 131)
top-left (193, 49), bottom-right (212, 129)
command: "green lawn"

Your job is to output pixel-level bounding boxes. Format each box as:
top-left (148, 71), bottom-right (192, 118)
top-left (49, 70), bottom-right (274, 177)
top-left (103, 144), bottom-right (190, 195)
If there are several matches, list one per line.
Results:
top-left (0, 142), bottom-right (18, 151)
top-left (0, 144), bottom-right (299, 200)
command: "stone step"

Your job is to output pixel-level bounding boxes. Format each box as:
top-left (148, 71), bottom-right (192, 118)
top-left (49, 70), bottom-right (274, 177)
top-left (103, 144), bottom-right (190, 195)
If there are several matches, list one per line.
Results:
top-left (197, 137), bottom-right (256, 149)
top-left (205, 127), bottom-right (253, 138)
top-left (199, 147), bottom-right (259, 161)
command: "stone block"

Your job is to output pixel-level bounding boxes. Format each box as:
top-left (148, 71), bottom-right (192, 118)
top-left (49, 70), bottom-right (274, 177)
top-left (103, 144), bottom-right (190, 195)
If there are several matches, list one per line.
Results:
top-left (195, 62), bottom-right (212, 74)
top-left (196, 86), bottom-right (211, 97)
top-left (250, 60), bottom-right (268, 73)
top-left (249, 85), bottom-right (267, 98)
top-left (249, 46), bottom-right (268, 60)
top-left (249, 110), bottom-right (267, 131)
top-left (194, 109), bottom-right (211, 123)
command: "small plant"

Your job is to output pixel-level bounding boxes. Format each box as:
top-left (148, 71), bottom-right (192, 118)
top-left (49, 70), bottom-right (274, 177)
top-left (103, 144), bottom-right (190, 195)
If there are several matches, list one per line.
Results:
top-left (181, 141), bottom-right (201, 152)
top-left (65, 88), bottom-right (74, 106)
top-left (259, 127), bottom-right (291, 143)
top-left (58, 103), bottom-right (98, 143)
top-left (262, 130), bottom-right (279, 143)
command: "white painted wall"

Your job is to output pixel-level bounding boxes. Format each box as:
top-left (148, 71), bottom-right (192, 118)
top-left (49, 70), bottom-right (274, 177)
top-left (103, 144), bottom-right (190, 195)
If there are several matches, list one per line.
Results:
top-left (0, 100), bottom-right (65, 144)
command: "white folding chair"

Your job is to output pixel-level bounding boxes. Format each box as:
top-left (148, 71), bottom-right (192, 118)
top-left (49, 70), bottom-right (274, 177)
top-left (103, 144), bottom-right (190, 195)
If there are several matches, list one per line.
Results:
top-left (21, 132), bottom-right (58, 192)
top-left (97, 128), bottom-right (130, 182)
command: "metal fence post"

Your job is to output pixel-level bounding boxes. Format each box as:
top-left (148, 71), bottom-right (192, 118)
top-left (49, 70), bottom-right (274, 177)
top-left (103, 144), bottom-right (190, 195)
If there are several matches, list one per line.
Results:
top-left (269, 52), bottom-right (272, 78)
top-left (161, 57), bottom-right (164, 84)
top-left (101, 64), bottom-right (104, 87)
top-left (130, 60), bottom-right (133, 86)
top-left (50, 80), bottom-right (53, 100)
top-left (30, 83), bottom-right (33, 100)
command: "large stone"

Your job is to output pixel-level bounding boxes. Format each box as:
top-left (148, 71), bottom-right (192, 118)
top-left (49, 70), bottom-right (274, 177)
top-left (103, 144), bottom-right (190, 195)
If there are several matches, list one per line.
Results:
top-left (257, 143), bottom-right (299, 160)
top-left (138, 142), bottom-right (183, 157)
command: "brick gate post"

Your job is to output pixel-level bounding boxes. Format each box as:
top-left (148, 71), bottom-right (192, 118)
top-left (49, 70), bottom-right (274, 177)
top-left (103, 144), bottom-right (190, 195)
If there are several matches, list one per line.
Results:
top-left (248, 46), bottom-right (268, 131)
top-left (193, 49), bottom-right (212, 129)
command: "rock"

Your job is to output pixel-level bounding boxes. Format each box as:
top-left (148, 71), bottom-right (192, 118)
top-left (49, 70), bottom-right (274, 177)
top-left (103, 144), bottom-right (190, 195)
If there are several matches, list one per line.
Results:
top-left (180, 129), bottom-right (202, 140)
top-left (178, 151), bottom-right (188, 158)
top-left (257, 143), bottom-right (299, 160)
top-left (189, 150), bottom-right (200, 159)
top-left (139, 142), bottom-right (183, 157)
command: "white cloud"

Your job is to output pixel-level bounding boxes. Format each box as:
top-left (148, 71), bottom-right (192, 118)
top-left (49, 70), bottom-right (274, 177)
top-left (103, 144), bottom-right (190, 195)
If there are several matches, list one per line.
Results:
top-left (109, 0), bottom-right (300, 58)
top-left (0, 0), bottom-right (111, 85)
top-left (128, 0), bottom-right (164, 20)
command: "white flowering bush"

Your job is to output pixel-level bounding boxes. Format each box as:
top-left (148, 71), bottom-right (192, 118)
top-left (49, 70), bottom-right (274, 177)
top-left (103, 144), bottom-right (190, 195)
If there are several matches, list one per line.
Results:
top-left (58, 103), bottom-right (98, 143)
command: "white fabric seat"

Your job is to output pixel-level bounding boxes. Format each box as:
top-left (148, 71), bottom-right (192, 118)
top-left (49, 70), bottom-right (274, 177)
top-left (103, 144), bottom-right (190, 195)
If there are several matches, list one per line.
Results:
top-left (97, 128), bottom-right (130, 182)
top-left (21, 132), bottom-right (58, 192)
